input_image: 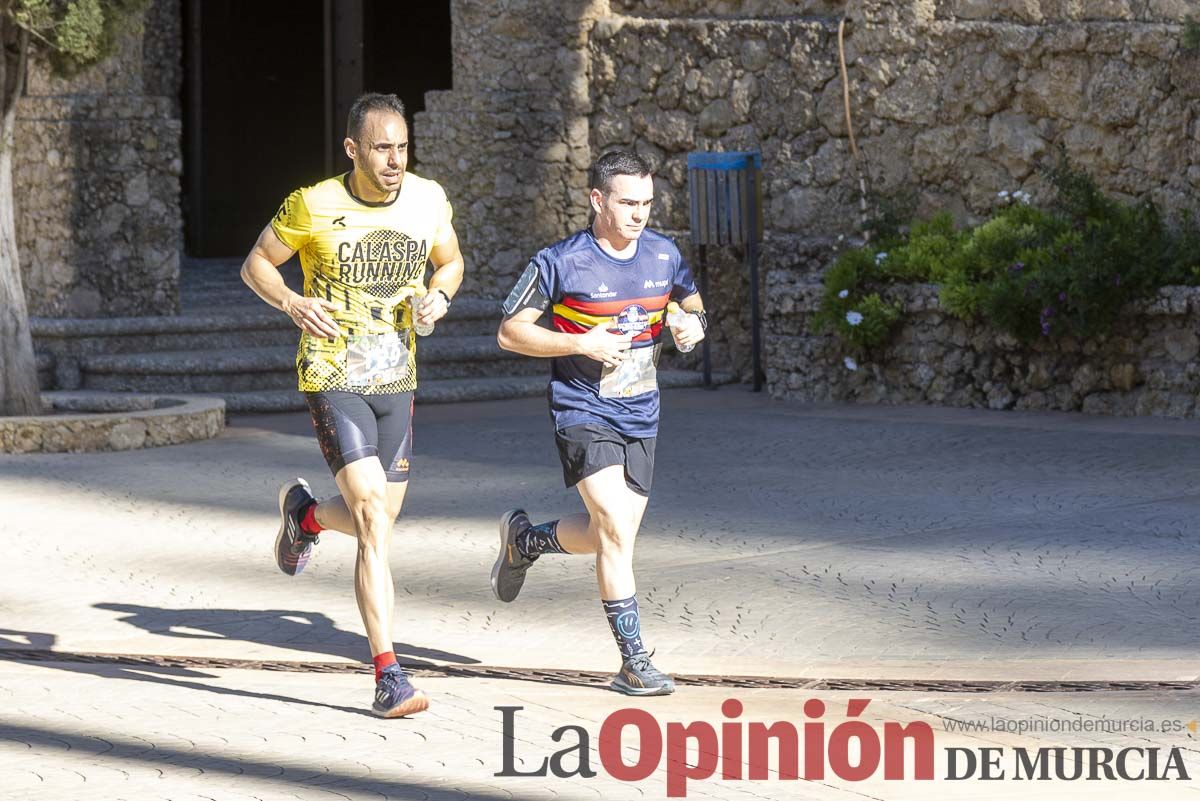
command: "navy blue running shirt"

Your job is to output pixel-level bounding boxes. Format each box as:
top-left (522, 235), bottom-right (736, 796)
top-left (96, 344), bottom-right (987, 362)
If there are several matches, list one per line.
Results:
top-left (507, 227), bottom-right (698, 438)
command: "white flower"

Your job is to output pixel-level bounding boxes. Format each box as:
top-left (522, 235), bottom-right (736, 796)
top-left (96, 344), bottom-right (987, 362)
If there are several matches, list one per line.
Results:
top-left (846, 311), bottom-right (864, 326)
top-left (844, 356), bottom-right (858, 371)
top-left (837, 234), bottom-right (845, 242)
top-left (838, 289), bottom-right (849, 299)
top-left (1016, 191), bottom-right (1032, 204)
top-left (874, 252), bottom-right (888, 265)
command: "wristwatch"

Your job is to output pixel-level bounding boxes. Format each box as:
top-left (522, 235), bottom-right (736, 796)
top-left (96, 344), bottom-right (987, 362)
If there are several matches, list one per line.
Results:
top-left (433, 288), bottom-right (452, 308)
top-left (689, 308), bottom-right (708, 332)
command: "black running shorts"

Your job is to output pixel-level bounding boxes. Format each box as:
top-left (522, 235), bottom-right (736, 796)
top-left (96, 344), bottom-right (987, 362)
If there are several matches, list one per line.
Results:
top-left (305, 390), bottom-right (414, 482)
top-left (554, 423), bottom-right (656, 497)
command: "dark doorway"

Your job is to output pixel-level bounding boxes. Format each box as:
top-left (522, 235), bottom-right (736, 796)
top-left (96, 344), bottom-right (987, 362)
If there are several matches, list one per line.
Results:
top-left (363, 0), bottom-right (453, 168)
top-left (182, 0), bottom-right (453, 258)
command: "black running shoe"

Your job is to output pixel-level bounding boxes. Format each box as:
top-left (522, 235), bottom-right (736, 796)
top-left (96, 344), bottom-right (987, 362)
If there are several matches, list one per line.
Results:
top-left (491, 508), bottom-right (536, 602)
top-left (275, 478), bottom-right (319, 576)
top-left (611, 651), bottom-right (676, 696)
top-left (372, 664), bottom-right (429, 718)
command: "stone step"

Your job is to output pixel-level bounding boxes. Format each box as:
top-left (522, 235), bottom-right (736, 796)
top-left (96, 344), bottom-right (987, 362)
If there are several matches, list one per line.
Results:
top-left (221, 370), bottom-right (733, 413)
top-left (33, 311), bottom-right (302, 361)
top-left (35, 352), bottom-right (53, 389)
top-left (179, 260), bottom-right (502, 327)
top-left (78, 337), bottom-right (545, 393)
top-left (34, 298), bottom-right (503, 356)
top-left (33, 298), bottom-right (508, 390)
top-left (184, 296), bottom-right (501, 337)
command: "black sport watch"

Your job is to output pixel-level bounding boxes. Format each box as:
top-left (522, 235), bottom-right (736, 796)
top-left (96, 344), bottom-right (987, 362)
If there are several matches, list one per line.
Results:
top-left (689, 309), bottom-right (708, 332)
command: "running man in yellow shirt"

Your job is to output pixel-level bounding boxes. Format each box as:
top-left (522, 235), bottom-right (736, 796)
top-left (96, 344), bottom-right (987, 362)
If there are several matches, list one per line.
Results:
top-left (241, 93), bottom-right (464, 718)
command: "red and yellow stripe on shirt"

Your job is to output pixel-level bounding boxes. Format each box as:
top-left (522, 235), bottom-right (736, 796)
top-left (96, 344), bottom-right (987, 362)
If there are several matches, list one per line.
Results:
top-left (553, 294), bottom-right (668, 343)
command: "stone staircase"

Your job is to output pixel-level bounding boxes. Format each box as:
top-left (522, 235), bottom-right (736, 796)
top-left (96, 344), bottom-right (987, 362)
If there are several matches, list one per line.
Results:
top-left (32, 259), bottom-right (723, 412)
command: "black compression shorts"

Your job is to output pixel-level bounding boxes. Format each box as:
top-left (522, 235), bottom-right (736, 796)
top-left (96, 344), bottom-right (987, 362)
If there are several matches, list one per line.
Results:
top-left (305, 390), bottom-right (414, 482)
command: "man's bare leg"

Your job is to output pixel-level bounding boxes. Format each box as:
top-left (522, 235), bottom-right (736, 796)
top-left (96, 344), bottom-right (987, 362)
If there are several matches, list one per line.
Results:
top-left (566, 467), bottom-right (649, 600)
top-left (332, 458), bottom-right (405, 659)
top-left (494, 465), bottom-right (672, 694)
top-left (322, 458), bottom-right (427, 717)
top-left (312, 488), bottom-right (406, 539)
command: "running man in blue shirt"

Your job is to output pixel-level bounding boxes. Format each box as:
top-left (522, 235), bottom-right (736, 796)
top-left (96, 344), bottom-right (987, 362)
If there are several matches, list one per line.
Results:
top-left (492, 151), bottom-right (707, 695)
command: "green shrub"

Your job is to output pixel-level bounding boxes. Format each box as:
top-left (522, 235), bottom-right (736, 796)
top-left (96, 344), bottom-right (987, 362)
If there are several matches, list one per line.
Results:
top-left (813, 248), bottom-right (902, 352)
top-left (817, 161), bottom-right (1200, 356)
top-left (1184, 16), bottom-right (1200, 52)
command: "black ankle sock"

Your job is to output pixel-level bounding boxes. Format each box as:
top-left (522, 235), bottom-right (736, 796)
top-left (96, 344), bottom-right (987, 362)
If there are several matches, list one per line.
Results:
top-left (602, 595), bottom-right (646, 659)
top-left (516, 519), bottom-right (568, 558)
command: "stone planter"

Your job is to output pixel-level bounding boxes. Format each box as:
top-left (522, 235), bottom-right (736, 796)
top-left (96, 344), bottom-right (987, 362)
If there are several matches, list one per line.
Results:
top-left (766, 280), bottom-right (1200, 419)
top-left (0, 392), bottom-right (225, 454)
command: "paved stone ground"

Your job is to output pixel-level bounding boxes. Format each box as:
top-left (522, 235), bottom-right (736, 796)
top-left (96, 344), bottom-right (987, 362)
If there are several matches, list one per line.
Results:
top-left (2, 387), bottom-right (1199, 798)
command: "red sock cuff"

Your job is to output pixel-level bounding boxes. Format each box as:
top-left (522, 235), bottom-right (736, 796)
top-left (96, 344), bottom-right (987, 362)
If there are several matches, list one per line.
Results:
top-left (372, 650), bottom-right (397, 681)
top-left (300, 502), bottom-right (323, 535)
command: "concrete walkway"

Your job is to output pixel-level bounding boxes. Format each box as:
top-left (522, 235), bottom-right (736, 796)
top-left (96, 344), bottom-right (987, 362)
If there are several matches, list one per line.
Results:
top-left (2, 387), bottom-right (1198, 799)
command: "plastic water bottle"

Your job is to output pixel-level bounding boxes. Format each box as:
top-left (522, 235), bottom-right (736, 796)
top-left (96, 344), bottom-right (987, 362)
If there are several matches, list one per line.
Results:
top-left (409, 287), bottom-right (435, 337)
top-left (665, 301), bottom-right (694, 353)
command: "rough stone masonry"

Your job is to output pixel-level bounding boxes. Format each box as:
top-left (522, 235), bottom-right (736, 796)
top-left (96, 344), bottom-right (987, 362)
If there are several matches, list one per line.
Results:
top-left (15, 0), bottom-right (1200, 416)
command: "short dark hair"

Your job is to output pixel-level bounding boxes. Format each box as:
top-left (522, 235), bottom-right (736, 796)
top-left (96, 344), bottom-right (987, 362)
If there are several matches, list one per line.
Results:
top-left (589, 150), bottom-right (651, 193)
top-left (346, 93), bottom-right (407, 143)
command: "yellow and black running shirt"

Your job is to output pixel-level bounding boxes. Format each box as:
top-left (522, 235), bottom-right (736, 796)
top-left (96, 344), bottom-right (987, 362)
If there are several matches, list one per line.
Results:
top-left (271, 172), bottom-right (454, 394)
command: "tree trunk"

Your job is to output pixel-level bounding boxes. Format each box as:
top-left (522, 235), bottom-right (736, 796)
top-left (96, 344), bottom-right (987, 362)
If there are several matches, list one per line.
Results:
top-left (0, 22), bottom-right (41, 416)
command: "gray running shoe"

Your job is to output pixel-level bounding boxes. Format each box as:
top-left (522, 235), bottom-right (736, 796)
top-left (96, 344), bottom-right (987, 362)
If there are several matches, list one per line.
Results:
top-left (275, 478), bottom-right (318, 576)
top-left (611, 651), bottom-right (676, 696)
top-left (491, 508), bottom-right (536, 602)
top-left (372, 664), bottom-right (430, 718)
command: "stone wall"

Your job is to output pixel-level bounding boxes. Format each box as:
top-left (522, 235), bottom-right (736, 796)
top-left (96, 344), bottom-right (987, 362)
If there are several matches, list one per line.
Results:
top-left (413, 0), bottom-right (1198, 394)
top-left (933, 1), bottom-right (1196, 23)
top-left (15, 0), bottom-right (182, 318)
top-left (589, 0), bottom-right (1199, 244)
top-left (585, 0), bottom-right (1199, 394)
top-left (768, 281), bottom-right (1200, 418)
top-left (414, 1), bottom-right (604, 300)
top-left (610, 0), bottom-right (844, 17)
top-left (18, 0), bottom-right (1197, 419)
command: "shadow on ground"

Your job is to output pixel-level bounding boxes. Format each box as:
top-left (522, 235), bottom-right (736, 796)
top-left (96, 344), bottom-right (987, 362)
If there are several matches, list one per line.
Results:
top-left (0, 719), bottom-right (519, 798)
top-left (94, 603), bottom-right (481, 667)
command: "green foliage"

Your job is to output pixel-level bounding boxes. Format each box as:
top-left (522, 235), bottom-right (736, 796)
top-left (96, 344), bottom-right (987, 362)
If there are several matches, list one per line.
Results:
top-left (814, 248), bottom-right (903, 352)
top-left (818, 161), bottom-right (1200, 356)
top-left (880, 213), bottom-right (962, 283)
top-left (864, 188), bottom-right (918, 243)
top-left (1164, 210), bottom-right (1200, 284)
top-left (1184, 16), bottom-right (1200, 52)
top-left (7, 0), bottom-right (147, 77)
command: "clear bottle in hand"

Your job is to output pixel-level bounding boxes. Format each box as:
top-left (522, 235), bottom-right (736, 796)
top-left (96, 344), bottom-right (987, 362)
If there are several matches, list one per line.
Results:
top-left (665, 301), bottom-right (694, 353)
top-left (408, 285), bottom-right (435, 336)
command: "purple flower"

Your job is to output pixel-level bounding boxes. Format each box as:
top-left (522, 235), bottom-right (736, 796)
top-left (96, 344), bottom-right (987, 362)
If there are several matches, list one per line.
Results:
top-left (1041, 321), bottom-right (1052, 336)
top-left (1009, 261), bottom-right (1025, 273)
top-left (1058, 292), bottom-right (1067, 302)
top-left (1041, 305), bottom-right (1055, 318)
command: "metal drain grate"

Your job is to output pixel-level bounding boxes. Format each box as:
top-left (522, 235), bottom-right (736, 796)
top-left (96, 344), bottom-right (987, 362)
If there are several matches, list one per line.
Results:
top-left (1, 649), bottom-right (1196, 693)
